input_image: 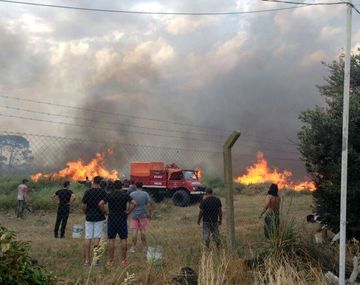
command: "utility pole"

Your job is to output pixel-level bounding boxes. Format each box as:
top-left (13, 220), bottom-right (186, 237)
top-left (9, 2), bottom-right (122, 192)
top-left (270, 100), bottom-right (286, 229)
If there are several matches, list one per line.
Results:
top-left (339, 1), bottom-right (352, 284)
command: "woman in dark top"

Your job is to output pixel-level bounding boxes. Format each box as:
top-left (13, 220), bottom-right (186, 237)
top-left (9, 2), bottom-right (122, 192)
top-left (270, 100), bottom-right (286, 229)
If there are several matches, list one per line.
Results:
top-left (259, 183), bottom-right (280, 239)
top-left (53, 181), bottom-right (75, 238)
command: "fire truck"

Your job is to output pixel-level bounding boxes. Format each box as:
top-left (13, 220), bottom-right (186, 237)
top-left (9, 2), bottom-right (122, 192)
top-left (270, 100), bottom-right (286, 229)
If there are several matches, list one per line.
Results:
top-left (128, 162), bottom-right (205, 207)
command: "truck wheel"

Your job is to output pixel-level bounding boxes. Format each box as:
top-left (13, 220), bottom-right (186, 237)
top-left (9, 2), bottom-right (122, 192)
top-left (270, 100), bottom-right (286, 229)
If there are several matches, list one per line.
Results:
top-left (172, 190), bottom-right (190, 207)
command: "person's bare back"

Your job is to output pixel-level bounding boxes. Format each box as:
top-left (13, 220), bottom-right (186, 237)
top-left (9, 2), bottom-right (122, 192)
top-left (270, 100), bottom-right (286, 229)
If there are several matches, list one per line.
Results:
top-left (265, 194), bottom-right (280, 214)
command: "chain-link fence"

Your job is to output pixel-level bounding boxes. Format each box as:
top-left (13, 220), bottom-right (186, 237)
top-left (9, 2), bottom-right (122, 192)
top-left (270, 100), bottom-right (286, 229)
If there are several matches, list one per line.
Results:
top-left (0, 131), bottom-right (223, 177)
top-left (0, 130), bottom-right (313, 284)
top-left (0, 130), bottom-right (236, 282)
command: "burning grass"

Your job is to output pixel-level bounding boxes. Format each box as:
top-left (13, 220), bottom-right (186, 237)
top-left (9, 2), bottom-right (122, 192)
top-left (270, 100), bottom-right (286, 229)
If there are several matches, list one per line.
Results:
top-left (31, 148), bottom-right (119, 182)
top-left (0, 177), bottom-right (338, 284)
top-left (235, 152), bottom-right (316, 191)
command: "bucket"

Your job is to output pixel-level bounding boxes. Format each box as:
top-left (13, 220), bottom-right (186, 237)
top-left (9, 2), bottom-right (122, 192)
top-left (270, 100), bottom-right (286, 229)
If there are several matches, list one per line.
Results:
top-left (72, 224), bottom-right (83, 239)
top-left (146, 247), bottom-right (163, 266)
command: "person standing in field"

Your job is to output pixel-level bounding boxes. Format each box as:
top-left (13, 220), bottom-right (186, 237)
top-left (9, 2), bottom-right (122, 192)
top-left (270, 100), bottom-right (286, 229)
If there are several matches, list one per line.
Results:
top-left (99, 180), bottom-right (136, 267)
top-left (197, 188), bottom-right (222, 249)
top-left (129, 182), bottom-right (152, 253)
top-left (81, 176), bottom-right (107, 265)
top-left (259, 183), bottom-right (281, 239)
top-left (84, 176), bottom-right (91, 188)
top-left (53, 181), bottom-right (75, 238)
top-left (16, 179), bottom-right (29, 219)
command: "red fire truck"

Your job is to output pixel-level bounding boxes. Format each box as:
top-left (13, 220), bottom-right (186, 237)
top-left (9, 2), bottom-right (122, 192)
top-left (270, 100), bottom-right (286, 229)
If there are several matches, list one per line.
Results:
top-left (129, 162), bottom-right (205, 207)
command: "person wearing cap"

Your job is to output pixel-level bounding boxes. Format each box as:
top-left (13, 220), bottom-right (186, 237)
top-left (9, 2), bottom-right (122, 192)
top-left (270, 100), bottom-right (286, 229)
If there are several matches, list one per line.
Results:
top-left (16, 179), bottom-right (29, 219)
top-left (81, 176), bottom-right (107, 266)
top-left (197, 188), bottom-right (222, 249)
top-left (53, 181), bottom-right (75, 238)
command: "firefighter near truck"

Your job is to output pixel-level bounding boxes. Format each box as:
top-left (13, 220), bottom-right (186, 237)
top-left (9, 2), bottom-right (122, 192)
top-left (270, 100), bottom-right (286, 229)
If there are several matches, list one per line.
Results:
top-left (128, 162), bottom-right (205, 207)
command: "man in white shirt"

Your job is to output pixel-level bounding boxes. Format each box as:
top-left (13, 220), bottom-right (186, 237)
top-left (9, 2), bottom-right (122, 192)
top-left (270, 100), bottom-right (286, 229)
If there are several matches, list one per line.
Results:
top-left (16, 179), bottom-right (29, 219)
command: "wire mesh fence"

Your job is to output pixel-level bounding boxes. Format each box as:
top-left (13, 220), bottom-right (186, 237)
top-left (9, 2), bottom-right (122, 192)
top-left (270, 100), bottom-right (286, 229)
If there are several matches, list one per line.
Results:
top-left (0, 131), bottom-right (223, 177)
top-left (0, 130), bottom-right (315, 284)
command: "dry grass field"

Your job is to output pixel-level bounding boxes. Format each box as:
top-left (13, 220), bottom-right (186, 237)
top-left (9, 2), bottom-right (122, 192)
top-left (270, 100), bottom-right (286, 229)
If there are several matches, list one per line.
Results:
top-left (0, 187), bottom-right (321, 284)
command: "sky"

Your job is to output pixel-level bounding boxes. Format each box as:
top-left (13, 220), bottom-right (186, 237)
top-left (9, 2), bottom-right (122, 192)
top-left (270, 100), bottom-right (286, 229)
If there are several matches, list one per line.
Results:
top-left (0, 0), bottom-right (359, 178)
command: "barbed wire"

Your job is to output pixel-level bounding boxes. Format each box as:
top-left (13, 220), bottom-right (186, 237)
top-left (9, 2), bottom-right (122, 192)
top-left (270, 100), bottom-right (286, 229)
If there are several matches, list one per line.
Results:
top-left (0, 95), bottom-right (300, 146)
top-left (2, 104), bottom-right (298, 146)
top-left (0, 113), bottom-right (227, 144)
top-left (0, 105), bottom-right (227, 139)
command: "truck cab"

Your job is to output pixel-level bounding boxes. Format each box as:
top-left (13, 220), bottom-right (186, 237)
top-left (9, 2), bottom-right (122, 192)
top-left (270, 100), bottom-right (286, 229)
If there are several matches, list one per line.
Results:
top-left (168, 169), bottom-right (205, 206)
top-left (130, 162), bottom-right (205, 207)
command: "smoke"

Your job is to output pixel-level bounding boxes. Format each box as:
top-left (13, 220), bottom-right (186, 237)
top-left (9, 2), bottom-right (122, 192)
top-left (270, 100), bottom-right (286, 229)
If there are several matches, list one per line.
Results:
top-left (0, 1), bottom-right (355, 179)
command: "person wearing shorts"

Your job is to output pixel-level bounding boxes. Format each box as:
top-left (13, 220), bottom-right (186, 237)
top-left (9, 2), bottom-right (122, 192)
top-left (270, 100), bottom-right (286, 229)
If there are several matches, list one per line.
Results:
top-left (81, 176), bottom-right (107, 265)
top-left (129, 182), bottom-right (152, 253)
top-left (99, 180), bottom-right (136, 267)
top-left (197, 188), bottom-right (222, 249)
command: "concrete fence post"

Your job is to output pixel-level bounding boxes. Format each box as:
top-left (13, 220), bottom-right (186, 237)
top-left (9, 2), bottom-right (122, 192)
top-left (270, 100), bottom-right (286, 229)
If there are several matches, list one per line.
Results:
top-left (223, 131), bottom-right (241, 251)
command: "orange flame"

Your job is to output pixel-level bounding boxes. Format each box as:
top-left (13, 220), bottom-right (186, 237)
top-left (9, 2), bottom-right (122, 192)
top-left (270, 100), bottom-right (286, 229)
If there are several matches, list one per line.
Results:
top-left (234, 152), bottom-right (316, 191)
top-left (31, 148), bottom-right (119, 182)
top-left (195, 167), bottom-right (203, 180)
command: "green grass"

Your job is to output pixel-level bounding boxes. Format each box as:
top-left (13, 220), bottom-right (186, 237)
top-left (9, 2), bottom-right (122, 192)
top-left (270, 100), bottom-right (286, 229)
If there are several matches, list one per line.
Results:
top-left (0, 176), bottom-right (88, 210)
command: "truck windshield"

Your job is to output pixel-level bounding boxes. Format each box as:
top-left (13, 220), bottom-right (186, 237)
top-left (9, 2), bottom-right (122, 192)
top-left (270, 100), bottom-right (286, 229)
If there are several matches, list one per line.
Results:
top-left (183, 170), bottom-right (198, 181)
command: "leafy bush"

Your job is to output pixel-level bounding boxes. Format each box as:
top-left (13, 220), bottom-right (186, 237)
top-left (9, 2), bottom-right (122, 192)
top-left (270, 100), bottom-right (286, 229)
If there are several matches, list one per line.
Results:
top-left (0, 226), bottom-right (56, 285)
top-left (0, 176), bottom-right (25, 195)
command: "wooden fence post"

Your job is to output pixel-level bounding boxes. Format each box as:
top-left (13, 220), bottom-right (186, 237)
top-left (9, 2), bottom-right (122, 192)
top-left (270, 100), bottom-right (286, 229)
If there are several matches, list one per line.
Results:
top-left (223, 131), bottom-right (241, 251)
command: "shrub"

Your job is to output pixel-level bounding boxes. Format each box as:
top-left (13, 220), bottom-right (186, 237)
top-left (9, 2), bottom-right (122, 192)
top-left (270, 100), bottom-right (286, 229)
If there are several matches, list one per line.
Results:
top-left (265, 218), bottom-right (297, 257)
top-left (201, 176), bottom-right (224, 189)
top-left (298, 54), bottom-right (360, 239)
top-left (0, 226), bottom-right (56, 285)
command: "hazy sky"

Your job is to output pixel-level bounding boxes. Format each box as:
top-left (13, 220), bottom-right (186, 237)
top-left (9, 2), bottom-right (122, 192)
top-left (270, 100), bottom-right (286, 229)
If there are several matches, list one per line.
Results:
top-left (0, 0), bottom-right (358, 178)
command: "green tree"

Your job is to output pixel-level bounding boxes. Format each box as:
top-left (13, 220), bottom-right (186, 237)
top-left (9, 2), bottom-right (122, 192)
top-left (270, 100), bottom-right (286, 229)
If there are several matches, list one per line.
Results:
top-left (0, 135), bottom-right (31, 171)
top-left (298, 53), bottom-right (360, 239)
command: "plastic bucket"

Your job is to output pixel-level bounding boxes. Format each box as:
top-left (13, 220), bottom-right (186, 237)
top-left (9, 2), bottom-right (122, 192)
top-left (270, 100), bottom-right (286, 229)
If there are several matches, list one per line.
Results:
top-left (146, 247), bottom-right (163, 266)
top-left (72, 224), bottom-right (83, 238)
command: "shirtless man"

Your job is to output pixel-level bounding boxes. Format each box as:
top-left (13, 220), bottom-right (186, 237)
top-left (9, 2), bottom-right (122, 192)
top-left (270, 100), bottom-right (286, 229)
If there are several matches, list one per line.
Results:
top-left (259, 183), bottom-right (280, 239)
